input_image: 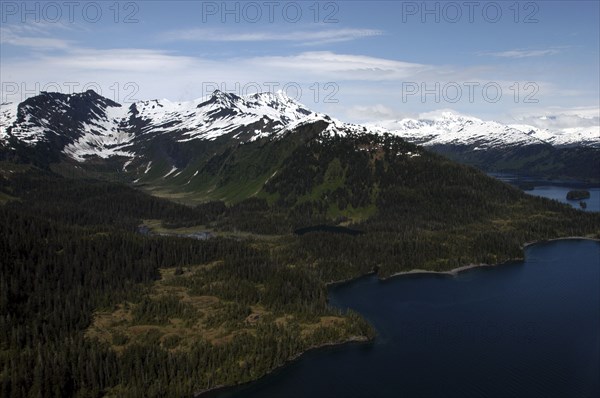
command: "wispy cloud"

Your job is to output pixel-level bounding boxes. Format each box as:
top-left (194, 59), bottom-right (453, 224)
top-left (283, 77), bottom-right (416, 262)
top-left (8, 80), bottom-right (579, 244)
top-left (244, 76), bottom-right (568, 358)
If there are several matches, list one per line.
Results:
top-left (10, 48), bottom-right (429, 82)
top-left (480, 48), bottom-right (562, 58)
top-left (0, 23), bottom-right (74, 50)
top-left (246, 51), bottom-right (429, 80)
top-left (163, 28), bottom-right (383, 45)
top-left (39, 49), bottom-right (200, 72)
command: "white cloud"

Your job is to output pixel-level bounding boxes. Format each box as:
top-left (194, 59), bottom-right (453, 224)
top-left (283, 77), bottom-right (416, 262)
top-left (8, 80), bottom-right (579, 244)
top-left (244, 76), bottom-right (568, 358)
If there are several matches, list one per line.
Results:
top-left (481, 48), bottom-right (561, 58)
top-left (37, 49), bottom-right (200, 72)
top-left (3, 48), bottom-right (431, 89)
top-left (344, 104), bottom-right (413, 122)
top-left (246, 51), bottom-right (429, 81)
top-left (0, 24), bottom-right (73, 49)
top-left (163, 28), bottom-right (383, 45)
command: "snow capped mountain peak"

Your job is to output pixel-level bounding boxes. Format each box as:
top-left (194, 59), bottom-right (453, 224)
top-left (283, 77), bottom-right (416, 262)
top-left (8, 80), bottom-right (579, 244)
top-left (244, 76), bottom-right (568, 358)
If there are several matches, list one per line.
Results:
top-left (203, 89), bottom-right (242, 108)
top-left (248, 90), bottom-right (296, 106)
top-left (126, 90), bottom-right (317, 143)
top-left (0, 89), bottom-right (328, 161)
top-left (0, 90), bottom-right (125, 148)
top-left (419, 110), bottom-right (481, 123)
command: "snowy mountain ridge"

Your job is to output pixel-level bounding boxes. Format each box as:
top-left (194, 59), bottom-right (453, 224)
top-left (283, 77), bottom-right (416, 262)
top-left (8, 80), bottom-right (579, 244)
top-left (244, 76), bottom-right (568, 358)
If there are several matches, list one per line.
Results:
top-left (0, 90), bottom-right (328, 161)
top-left (127, 90), bottom-right (318, 143)
top-left (366, 111), bottom-right (600, 149)
top-left (1, 91), bottom-right (598, 164)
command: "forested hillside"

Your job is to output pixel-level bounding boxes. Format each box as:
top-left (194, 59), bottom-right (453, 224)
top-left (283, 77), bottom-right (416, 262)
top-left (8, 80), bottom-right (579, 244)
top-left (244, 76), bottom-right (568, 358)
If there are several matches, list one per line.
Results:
top-left (1, 128), bottom-right (598, 397)
top-left (0, 166), bottom-right (372, 397)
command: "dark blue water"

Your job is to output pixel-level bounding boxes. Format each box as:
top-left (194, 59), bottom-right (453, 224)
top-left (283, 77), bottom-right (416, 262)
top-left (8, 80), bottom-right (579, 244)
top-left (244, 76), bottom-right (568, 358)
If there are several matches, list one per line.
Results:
top-left (528, 186), bottom-right (600, 212)
top-left (489, 173), bottom-right (600, 212)
top-left (217, 240), bottom-right (600, 398)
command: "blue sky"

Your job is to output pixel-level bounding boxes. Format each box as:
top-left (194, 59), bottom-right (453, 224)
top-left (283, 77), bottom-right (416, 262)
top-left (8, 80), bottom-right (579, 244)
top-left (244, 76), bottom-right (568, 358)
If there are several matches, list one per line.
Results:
top-left (1, 0), bottom-right (598, 129)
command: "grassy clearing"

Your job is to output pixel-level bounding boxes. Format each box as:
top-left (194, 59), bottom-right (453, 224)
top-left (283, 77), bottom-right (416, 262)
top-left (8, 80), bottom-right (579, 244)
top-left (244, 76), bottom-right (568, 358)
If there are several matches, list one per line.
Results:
top-left (139, 169), bottom-right (273, 206)
top-left (141, 219), bottom-right (287, 241)
top-left (86, 263), bottom-right (349, 353)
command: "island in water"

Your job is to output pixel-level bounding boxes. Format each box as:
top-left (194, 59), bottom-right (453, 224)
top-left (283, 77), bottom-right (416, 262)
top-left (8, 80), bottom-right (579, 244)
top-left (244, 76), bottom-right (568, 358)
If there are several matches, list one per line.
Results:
top-left (566, 190), bottom-right (591, 200)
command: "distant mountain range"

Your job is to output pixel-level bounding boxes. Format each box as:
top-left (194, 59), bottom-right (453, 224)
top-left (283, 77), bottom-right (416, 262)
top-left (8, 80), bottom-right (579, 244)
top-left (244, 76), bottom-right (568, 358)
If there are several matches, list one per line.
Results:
top-left (367, 112), bottom-right (599, 149)
top-left (368, 112), bottom-right (600, 183)
top-left (1, 90), bottom-right (598, 186)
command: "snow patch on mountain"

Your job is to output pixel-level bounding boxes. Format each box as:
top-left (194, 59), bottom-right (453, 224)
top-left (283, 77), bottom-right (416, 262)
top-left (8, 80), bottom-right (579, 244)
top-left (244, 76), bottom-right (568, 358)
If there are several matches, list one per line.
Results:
top-left (164, 166), bottom-right (178, 178)
top-left (552, 126), bottom-right (600, 147)
top-left (508, 123), bottom-right (600, 148)
top-left (4, 103), bottom-right (55, 145)
top-left (132, 90), bottom-right (315, 143)
top-left (0, 102), bottom-right (18, 142)
top-left (63, 103), bottom-right (135, 161)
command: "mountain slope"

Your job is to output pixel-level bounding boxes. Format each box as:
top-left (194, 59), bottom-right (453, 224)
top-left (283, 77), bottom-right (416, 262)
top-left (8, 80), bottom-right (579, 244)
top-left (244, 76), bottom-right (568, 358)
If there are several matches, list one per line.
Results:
top-left (1, 91), bottom-right (598, 191)
top-left (0, 90), bottom-right (364, 202)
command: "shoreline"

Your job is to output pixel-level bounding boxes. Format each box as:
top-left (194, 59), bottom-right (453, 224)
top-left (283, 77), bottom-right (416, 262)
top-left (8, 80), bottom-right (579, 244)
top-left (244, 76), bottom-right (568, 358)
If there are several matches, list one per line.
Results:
top-left (325, 270), bottom-right (376, 287)
top-left (522, 236), bottom-right (600, 248)
top-left (383, 236), bottom-right (599, 281)
top-left (383, 259), bottom-right (521, 280)
top-left (195, 236), bottom-right (599, 397)
top-left (194, 336), bottom-right (371, 398)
